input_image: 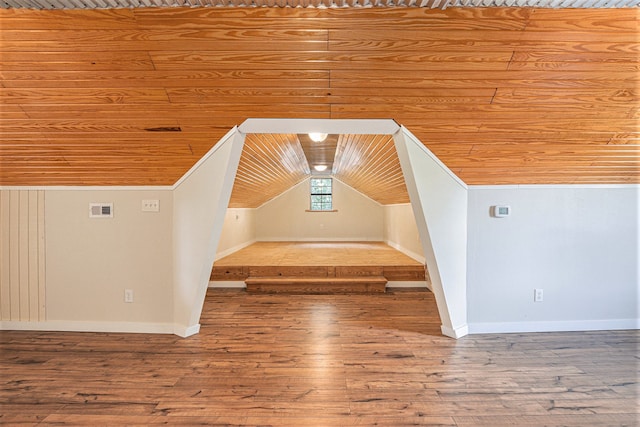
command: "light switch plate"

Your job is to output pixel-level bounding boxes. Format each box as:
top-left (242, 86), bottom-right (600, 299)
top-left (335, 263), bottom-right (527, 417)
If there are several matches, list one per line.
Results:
top-left (142, 199), bottom-right (160, 212)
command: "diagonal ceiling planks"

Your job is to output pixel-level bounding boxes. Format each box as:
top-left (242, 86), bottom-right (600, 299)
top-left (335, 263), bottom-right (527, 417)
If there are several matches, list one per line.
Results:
top-left (333, 134), bottom-right (409, 205)
top-left (0, 6), bottom-right (638, 197)
top-left (229, 133), bottom-right (409, 207)
top-left (228, 133), bottom-right (310, 208)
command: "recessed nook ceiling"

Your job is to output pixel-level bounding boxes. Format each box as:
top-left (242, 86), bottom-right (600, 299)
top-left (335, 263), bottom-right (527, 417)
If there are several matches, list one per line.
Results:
top-left (0, 6), bottom-right (638, 192)
top-left (228, 133), bottom-right (409, 208)
top-left (298, 133), bottom-right (339, 175)
top-left (228, 133), bottom-right (309, 208)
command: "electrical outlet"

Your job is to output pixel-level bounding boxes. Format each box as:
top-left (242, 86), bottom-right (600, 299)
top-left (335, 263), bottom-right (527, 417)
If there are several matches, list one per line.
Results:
top-left (534, 288), bottom-right (544, 302)
top-left (124, 289), bottom-right (134, 303)
top-left (142, 199), bottom-right (160, 212)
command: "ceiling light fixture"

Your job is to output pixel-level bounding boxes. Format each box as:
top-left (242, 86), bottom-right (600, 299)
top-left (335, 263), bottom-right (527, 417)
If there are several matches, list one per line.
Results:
top-left (314, 164), bottom-right (328, 172)
top-left (308, 132), bottom-right (328, 142)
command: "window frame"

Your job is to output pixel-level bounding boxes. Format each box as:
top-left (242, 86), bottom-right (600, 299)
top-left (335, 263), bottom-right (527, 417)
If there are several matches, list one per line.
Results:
top-left (309, 177), bottom-right (334, 212)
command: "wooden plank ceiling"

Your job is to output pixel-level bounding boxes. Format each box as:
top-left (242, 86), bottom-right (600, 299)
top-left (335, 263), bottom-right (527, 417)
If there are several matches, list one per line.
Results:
top-left (228, 133), bottom-right (409, 207)
top-left (0, 7), bottom-right (638, 206)
top-left (4, 0), bottom-right (639, 9)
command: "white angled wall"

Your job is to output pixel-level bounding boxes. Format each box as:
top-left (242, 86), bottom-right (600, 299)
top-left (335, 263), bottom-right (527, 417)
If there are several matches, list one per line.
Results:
top-left (467, 185), bottom-right (639, 333)
top-left (394, 127), bottom-right (469, 338)
top-left (172, 130), bottom-right (245, 335)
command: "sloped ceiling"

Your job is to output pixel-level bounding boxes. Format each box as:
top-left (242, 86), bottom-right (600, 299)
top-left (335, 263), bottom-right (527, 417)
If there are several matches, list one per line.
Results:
top-left (0, 6), bottom-right (638, 203)
top-left (228, 133), bottom-right (409, 207)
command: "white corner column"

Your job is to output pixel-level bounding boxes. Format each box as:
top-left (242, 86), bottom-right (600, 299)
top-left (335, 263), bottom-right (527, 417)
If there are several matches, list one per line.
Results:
top-left (172, 128), bottom-right (245, 337)
top-left (393, 126), bottom-right (469, 339)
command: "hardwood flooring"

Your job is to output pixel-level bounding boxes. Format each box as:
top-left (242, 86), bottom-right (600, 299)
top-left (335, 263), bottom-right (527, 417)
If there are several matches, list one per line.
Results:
top-left (1, 289), bottom-right (638, 426)
top-left (211, 242), bottom-right (427, 290)
top-left (214, 242), bottom-right (423, 267)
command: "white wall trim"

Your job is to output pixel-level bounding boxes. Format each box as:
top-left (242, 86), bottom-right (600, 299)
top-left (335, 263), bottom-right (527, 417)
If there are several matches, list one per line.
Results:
top-left (441, 324), bottom-right (469, 339)
top-left (386, 281), bottom-right (428, 288)
top-left (0, 320), bottom-right (176, 335)
top-left (384, 202), bottom-right (413, 208)
top-left (215, 239), bottom-right (257, 261)
top-left (470, 184), bottom-right (640, 190)
top-left (385, 239), bottom-right (426, 264)
top-left (468, 319), bottom-right (640, 334)
top-left (208, 281), bottom-right (246, 288)
top-left (0, 186), bottom-right (173, 191)
top-left (174, 323), bottom-right (201, 338)
top-left (209, 281), bottom-right (429, 290)
top-left (238, 118), bottom-right (400, 136)
top-left (257, 237), bottom-right (384, 242)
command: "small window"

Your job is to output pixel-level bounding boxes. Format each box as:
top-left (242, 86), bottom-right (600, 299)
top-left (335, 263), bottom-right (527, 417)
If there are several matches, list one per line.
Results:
top-left (310, 178), bottom-right (332, 211)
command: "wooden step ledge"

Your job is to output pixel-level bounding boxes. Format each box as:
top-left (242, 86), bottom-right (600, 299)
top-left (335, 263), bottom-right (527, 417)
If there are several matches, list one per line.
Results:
top-left (212, 265), bottom-right (426, 282)
top-left (245, 276), bottom-right (387, 294)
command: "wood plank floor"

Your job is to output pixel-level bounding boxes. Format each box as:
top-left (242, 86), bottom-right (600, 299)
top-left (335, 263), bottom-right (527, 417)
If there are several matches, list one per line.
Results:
top-left (1, 289), bottom-right (638, 426)
top-left (214, 242), bottom-right (423, 267)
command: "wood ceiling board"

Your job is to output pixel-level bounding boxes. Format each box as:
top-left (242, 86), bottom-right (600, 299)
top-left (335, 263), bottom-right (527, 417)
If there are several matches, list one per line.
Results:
top-left (228, 134), bottom-right (310, 209)
top-left (0, 70), bottom-right (331, 88)
top-left (0, 7), bottom-right (638, 188)
top-left (332, 134), bottom-right (409, 205)
top-left (298, 133), bottom-right (339, 174)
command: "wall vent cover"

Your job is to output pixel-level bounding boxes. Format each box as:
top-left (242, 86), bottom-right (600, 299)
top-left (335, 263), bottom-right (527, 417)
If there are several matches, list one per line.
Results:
top-left (89, 203), bottom-right (113, 218)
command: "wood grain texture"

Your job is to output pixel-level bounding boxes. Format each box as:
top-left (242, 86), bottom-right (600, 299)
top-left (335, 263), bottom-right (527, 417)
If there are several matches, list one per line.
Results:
top-left (244, 276), bottom-right (388, 293)
top-left (228, 133), bottom-right (310, 209)
top-left (210, 242), bottom-right (427, 283)
top-left (0, 7), bottom-right (638, 188)
top-left (210, 242), bottom-right (429, 294)
top-left (333, 134), bottom-right (410, 205)
top-left (1, 290), bottom-right (638, 425)
top-left (213, 241), bottom-right (423, 267)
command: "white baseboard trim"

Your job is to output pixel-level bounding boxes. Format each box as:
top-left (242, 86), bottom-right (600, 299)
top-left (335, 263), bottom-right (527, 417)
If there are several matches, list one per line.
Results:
top-left (441, 324), bottom-right (469, 339)
top-left (209, 281), bottom-right (430, 289)
top-left (0, 320), bottom-right (176, 335)
top-left (208, 281), bottom-right (246, 288)
top-left (468, 318), bottom-right (640, 335)
top-left (174, 323), bottom-right (200, 338)
top-left (215, 240), bottom-right (256, 261)
top-left (384, 240), bottom-right (426, 264)
top-left (257, 237), bottom-right (384, 242)
top-left (210, 281), bottom-right (429, 289)
top-left (386, 281), bottom-right (428, 288)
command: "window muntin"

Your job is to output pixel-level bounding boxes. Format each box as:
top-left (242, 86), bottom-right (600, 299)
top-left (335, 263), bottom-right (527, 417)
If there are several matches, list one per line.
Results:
top-left (310, 178), bottom-right (332, 211)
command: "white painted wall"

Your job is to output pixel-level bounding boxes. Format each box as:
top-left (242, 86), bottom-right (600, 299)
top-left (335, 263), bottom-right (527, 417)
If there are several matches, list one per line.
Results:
top-left (255, 177), bottom-right (384, 241)
top-left (1, 128), bottom-right (245, 336)
top-left (467, 185), bottom-right (639, 333)
top-left (216, 208), bottom-right (256, 260)
top-left (383, 203), bottom-right (425, 263)
top-left (45, 189), bottom-right (174, 327)
top-left (394, 127), bottom-right (469, 338)
top-left (172, 130), bottom-right (244, 335)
